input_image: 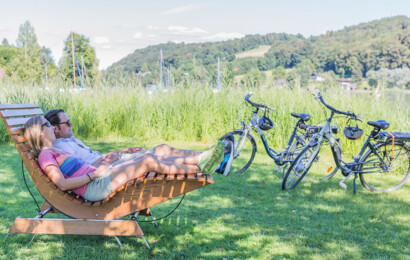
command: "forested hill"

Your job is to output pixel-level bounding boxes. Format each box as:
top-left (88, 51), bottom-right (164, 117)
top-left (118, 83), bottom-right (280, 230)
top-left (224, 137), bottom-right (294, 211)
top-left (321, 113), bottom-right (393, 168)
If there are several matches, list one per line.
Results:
top-left (106, 16), bottom-right (410, 80)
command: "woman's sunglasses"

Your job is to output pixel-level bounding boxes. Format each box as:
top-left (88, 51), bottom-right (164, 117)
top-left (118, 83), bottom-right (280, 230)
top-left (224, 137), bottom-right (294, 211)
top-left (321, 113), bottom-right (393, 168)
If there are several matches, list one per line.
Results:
top-left (42, 121), bottom-right (52, 128)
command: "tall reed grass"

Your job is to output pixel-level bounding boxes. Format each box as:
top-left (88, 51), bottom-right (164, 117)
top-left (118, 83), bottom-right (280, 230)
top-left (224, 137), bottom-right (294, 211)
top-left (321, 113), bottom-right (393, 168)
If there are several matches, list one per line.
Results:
top-left (0, 81), bottom-right (409, 155)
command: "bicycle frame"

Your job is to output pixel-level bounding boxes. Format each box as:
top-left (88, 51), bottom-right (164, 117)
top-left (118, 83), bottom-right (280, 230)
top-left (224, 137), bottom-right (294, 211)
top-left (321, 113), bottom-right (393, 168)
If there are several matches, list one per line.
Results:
top-left (313, 105), bottom-right (392, 174)
top-left (238, 107), bottom-right (308, 166)
top-left (310, 93), bottom-right (400, 193)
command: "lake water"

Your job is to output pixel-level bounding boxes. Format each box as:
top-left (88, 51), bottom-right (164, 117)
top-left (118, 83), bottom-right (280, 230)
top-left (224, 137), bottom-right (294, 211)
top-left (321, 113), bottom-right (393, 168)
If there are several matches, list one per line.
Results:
top-left (355, 90), bottom-right (410, 109)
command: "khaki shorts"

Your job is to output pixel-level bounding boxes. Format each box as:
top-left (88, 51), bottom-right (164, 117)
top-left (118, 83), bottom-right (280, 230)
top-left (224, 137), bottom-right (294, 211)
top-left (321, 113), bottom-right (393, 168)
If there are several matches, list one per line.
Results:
top-left (83, 171), bottom-right (113, 202)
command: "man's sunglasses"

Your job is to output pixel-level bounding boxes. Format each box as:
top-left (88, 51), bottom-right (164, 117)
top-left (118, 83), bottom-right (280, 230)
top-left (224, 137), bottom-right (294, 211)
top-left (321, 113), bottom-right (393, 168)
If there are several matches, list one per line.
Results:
top-left (58, 120), bottom-right (72, 127)
top-left (42, 121), bottom-right (52, 128)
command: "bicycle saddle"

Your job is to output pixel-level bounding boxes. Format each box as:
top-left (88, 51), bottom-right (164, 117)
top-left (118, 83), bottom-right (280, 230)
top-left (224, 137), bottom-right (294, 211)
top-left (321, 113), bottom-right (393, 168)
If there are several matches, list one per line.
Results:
top-left (290, 113), bottom-right (310, 121)
top-left (367, 120), bottom-right (390, 130)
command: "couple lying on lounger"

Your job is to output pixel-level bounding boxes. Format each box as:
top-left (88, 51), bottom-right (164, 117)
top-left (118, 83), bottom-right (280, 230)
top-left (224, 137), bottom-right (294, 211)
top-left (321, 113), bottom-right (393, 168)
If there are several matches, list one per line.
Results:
top-left (24, 109), bottom-right (234, 202)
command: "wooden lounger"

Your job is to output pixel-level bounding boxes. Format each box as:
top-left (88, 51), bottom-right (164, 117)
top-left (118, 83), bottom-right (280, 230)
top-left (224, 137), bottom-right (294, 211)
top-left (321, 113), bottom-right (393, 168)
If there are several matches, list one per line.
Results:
top-left (0, 104), bottom-right (214, 249)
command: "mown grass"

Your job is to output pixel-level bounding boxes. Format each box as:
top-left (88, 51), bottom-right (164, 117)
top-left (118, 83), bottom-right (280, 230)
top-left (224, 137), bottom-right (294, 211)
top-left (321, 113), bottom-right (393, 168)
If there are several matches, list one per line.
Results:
top-left (0, 82), bottom-right (409, 258)
top-left (0, 140), bottom-right (409, 259)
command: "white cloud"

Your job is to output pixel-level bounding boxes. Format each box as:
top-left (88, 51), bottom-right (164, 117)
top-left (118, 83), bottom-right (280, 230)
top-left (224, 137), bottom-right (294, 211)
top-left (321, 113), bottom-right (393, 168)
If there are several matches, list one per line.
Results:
top-left (202, 32), bottom-right (244, 41)
top-left (94, 37), bottom-right (110, 44)
top-left (147, 25), bottom-right (160, 31)
top-left (162, 5), bottom-right (194, 14)
top-left (133, 32), bottom-right (143, 39)
top-left (101, 45), bottom-right (111, 49)
top-left (167, 26), bottom-right (208, 35)
top-left (147, 34), bottom-right (156, 38)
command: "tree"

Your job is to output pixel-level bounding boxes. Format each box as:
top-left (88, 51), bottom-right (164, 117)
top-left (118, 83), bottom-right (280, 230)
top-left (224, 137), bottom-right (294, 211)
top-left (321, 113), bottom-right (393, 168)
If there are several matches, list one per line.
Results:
top-left (242, 68), bottom-right (265, 88)
top-left (368, 78), bottom-right (378, 88)
top-left (272, 66), bottom-right (287, 80)
top-left (59, 32), bottom-right (99, 86)
top-left (286, 70), bottom-right (300, 89)
top-left (39, 47), bottom-right (58, 79)
top-left (16, 21), bottom-right (40, 59)
top-left (296, 59), bottom-right (314, 88)
top-left (12, 21), bottom-right (43, 81)
top-left (0, 45), bottom-right (19, 76)
top-left (1, 38), bottom-right (9, 46)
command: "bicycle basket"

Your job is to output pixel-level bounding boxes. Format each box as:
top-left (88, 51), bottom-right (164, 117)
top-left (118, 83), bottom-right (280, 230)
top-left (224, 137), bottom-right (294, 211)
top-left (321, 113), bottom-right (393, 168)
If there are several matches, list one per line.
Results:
top-left (344, 126), bottom-right (363, 140)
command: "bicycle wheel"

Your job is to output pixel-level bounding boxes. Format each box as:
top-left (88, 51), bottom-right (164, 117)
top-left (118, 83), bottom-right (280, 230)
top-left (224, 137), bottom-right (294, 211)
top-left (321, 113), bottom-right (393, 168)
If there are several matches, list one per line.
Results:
top-left (280, 139), bottom-right (306, 180)
top-left (305, 141), bottom-right (341, 181)
top-left (359, 142), bottom-right (410, 192)
top-left (219, 130), bottom-right (257, 174)
top-left (282, 143), bottom-right (321, 190)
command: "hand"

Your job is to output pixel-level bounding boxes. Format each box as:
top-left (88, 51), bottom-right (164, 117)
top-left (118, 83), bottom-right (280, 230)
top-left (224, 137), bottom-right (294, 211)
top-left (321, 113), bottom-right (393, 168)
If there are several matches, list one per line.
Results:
top-left (104, 152), bottom-right (121, 161)
top-left (93, 165), bottom-right (110, 178)
top-left (95, 152), bottom-right (120, 167)
top-left (120, 147), bottom-right (146, 154)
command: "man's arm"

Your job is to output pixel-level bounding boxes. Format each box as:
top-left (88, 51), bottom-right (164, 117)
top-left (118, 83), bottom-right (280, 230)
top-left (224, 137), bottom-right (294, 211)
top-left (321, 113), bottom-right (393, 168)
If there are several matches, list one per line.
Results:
top-left (91, 147), bottom-right (146, 167)
top-left (91, 151), bottom-right (121, 167)
top-left (119, 147), bottom-right (146, 154)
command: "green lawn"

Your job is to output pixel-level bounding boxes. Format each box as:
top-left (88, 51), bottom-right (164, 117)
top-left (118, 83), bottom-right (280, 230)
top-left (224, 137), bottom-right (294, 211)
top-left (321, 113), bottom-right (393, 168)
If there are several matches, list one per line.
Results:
top-left (0, 140), bottom-right (409, 259)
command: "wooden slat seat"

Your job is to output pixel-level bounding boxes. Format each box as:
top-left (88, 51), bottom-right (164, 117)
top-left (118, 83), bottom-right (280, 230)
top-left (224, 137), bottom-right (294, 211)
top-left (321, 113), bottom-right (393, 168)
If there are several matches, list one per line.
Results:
top-left (1, 104), bottom-right (214, 220)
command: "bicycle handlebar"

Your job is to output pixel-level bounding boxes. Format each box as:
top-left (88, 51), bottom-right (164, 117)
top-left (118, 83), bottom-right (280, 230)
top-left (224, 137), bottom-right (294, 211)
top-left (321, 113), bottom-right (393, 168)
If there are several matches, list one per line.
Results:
top-left (244, 92), bottom-right (276, 110)
top-left (315, 91), bottom-right (364, 119)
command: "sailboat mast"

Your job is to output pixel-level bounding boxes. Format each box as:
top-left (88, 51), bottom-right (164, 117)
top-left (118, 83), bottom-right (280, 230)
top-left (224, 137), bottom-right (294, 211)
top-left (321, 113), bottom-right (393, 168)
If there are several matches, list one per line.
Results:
top-left (167, 65), bottom-right (171, 87)
top-left (218, 57), bottom-right (221, 87)
top-left (159, 49), bottom-right (163, 88)
top-left (71, 32), bottom-right (76, 88)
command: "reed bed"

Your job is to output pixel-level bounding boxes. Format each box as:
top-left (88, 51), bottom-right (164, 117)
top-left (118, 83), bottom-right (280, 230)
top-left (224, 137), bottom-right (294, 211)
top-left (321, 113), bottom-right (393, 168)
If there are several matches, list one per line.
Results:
top-left (0, 81), bottom-right (408, 155)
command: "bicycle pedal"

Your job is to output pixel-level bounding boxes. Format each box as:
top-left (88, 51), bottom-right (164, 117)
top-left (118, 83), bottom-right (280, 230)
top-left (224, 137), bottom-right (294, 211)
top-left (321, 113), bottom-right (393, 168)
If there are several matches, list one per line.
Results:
top-left (339, 182), bottom-right (348, 189)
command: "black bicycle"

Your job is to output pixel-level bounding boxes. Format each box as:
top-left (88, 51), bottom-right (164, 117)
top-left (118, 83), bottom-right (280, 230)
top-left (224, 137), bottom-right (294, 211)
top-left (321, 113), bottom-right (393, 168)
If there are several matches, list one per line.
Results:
top-left (219, 93), bottom-right (339, 177)
top-left (282, 91), bottom-right (410, 193)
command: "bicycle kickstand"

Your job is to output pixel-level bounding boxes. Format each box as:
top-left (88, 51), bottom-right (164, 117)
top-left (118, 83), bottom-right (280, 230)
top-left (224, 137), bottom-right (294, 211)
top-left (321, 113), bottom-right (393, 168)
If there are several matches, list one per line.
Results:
top-left (353, 174), bottom-right (358, 195)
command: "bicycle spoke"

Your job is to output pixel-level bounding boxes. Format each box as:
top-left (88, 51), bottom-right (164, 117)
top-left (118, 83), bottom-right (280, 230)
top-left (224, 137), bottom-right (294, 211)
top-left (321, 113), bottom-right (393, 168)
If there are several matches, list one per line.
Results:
top-left (360, 142), bottom-right (410, 192)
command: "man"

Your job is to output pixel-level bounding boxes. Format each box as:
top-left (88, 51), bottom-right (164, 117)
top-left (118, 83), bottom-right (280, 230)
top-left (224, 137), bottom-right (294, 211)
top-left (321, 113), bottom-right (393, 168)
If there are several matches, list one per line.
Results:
top-left (44, 109), bottom-right (206, 168)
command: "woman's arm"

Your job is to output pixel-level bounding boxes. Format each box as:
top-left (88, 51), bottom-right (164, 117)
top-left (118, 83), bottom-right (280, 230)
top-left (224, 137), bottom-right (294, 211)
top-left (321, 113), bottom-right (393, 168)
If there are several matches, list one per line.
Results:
top-left (44, 165), bottom-right (94, 191)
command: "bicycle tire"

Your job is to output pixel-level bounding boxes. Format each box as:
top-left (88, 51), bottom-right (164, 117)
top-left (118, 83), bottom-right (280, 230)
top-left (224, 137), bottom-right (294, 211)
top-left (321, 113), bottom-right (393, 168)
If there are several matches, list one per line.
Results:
top-left (309, 142), bottom-right (341, 181)
top-left (280, 139), bottom-right (306, 180)
top-left (359, 141), bottom-right (410, 192)
top-left (219, 130), bottom-right (257, 174)
top-left (282, 143), bottom-right (321, 190)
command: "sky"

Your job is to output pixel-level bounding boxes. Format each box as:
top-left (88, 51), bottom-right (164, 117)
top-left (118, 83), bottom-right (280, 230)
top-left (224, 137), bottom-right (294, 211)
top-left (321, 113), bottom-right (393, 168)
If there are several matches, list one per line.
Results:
top-left (0, 0), bottom-right (409, 70)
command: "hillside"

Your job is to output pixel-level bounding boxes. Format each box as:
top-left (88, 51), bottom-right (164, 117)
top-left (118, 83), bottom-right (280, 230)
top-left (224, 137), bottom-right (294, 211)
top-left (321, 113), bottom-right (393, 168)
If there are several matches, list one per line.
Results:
top-left (235, 45), bottom-right (271, 59)
top-left (106, 16), bottom-right (410, 80)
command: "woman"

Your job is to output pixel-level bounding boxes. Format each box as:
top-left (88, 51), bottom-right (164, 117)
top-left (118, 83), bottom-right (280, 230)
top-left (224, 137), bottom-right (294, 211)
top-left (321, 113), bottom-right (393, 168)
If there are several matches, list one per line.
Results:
top-left (25, 115), bottom-right (226, 202)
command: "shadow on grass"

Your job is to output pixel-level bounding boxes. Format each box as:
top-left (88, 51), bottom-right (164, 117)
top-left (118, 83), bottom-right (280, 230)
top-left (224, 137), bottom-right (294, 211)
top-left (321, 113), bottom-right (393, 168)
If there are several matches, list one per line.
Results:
top-left (0, 142), bottom-right (409, 258)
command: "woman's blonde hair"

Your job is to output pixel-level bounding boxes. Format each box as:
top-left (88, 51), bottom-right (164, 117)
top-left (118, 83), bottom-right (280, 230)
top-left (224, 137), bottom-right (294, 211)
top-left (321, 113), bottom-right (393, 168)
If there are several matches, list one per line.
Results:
top-left (24, 115), bottom-right (43, 157)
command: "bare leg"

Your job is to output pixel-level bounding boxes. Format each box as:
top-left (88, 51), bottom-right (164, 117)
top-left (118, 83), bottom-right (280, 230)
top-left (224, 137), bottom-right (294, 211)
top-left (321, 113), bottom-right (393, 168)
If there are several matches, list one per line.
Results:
top-left (109, 154), bottom-right (200, 191)
top-left (151, 144), bottom-right (201, 157)
top-left (154, 154), bottom-right (200, 165)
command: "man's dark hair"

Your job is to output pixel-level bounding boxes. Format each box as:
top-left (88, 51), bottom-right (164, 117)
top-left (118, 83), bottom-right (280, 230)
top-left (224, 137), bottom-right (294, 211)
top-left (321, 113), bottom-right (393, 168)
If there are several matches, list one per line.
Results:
top-left (44, 109), bottom-right (65, 127)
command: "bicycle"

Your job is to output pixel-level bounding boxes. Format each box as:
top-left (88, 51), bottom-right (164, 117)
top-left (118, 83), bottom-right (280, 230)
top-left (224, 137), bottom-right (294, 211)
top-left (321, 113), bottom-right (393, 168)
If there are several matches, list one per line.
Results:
top-left (219, 93), bottom-right (339, 176)
top-left (282, 91), bottom-right (410, 193)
